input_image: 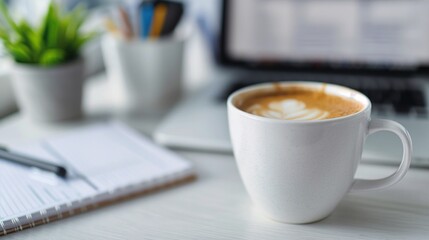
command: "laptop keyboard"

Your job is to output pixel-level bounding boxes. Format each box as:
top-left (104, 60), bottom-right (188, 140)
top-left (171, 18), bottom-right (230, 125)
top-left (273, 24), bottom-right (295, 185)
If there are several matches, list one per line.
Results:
top-left (218, 78), bottom-right (428, 118)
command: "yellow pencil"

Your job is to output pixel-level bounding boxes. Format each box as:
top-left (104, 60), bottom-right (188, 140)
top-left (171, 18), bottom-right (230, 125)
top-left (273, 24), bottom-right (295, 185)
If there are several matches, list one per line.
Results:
top-left (104, 18), bottom-right (120, 36)
top-left (149, 4), bottom-right (168, 39)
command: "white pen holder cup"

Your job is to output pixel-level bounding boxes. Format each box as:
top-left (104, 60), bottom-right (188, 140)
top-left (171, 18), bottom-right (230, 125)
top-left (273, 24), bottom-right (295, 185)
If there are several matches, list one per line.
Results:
top-left (102, 35), bottom-right (184, 114)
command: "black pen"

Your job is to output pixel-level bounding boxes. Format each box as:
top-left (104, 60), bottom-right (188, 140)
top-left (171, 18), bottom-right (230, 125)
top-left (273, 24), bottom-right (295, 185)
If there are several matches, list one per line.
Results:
top-left (0, 147), bottom-right (67, 178)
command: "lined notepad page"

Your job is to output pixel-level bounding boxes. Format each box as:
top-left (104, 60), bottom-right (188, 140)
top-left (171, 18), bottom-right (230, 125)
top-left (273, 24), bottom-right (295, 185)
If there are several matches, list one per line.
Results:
top-left (0, 121), bottom-right (194, 231)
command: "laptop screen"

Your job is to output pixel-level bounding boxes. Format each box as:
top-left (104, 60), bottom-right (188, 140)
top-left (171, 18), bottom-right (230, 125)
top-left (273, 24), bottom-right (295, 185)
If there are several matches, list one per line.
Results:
top-left (220, 0), bottom-right (429, 73)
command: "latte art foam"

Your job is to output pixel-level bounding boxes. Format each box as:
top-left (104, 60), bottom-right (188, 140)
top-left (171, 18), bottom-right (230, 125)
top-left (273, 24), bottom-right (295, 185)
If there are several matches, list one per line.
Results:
top-left (247, 99), bottom-right (330, 120)
top-left (239, 84), bottom-right (364, 121)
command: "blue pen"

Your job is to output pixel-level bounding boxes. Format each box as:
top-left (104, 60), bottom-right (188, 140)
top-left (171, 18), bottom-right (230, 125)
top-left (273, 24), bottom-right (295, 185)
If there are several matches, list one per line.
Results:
top-left (140, 2), bottom-right (155, 39)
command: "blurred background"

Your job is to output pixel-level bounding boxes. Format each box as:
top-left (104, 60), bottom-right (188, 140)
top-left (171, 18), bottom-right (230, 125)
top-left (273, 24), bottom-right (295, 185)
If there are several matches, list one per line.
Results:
top-left (0, 0), bottom-right (220, 117)
top-left (3, 0), bottom-right (429, 134)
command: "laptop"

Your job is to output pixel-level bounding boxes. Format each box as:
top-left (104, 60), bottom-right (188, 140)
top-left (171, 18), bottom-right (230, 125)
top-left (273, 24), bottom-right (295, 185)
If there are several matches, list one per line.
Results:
top-left (155, 0), bottom-right (429, 167)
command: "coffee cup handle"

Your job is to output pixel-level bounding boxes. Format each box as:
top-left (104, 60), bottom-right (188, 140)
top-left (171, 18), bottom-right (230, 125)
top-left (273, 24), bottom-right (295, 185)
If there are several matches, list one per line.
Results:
top-left (350, 119), bottom-right (412, 192)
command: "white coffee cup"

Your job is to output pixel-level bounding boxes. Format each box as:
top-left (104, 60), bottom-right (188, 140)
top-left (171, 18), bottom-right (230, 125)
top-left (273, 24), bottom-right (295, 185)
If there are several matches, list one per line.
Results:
top-left (227, 82), bottom-right (412, 224)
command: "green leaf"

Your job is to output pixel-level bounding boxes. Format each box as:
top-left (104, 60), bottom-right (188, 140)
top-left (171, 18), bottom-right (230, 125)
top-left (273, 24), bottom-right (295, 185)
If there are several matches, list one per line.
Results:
top-left (47, 19), bottom-right (59, 48)
top-left (16, 20), bottom-right (39, 52)
top-left (0, 1), bottom-right (95, 65)
top-left (57, 11), bottom-right (71, 49)
top-left (64, 4), bottom-right (87, 50)
top-left (39, 49), bottom-right (65, 66)
top-left (26, 30), bottom-right (42, 52)
top-left (0, 24), bottom-right (10, 42)
top-left (40, 2), bottom-right (56, 46)
top-left (5, 42), bottom-right (32, 62)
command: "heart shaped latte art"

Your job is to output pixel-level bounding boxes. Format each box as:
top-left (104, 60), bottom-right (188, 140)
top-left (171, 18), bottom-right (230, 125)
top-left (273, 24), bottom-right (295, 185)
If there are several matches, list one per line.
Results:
top-left (247, 99), bottom-right (329, 120)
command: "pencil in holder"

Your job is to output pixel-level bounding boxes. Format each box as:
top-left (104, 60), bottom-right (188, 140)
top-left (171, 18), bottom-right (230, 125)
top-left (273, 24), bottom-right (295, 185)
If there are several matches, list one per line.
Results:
top-left (102, 34), bottom-right (184, 114)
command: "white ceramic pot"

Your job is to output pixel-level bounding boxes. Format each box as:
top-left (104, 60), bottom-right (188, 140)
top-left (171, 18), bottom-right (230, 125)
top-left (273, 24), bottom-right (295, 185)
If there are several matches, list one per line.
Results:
top-left (11, 59), bottom-right (84, 122)
top-left (102, 35), bottom-right (184, 114)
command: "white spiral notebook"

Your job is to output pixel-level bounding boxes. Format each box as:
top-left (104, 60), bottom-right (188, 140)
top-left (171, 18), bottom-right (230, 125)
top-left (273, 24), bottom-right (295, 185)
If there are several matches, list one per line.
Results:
top-left (0, 121), bottom-right (195, 236)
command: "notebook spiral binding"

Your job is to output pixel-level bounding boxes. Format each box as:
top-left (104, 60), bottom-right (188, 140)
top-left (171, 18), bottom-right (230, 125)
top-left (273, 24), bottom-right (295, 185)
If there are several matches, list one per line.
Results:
top-left (0, 171), bottom-right (196, 236)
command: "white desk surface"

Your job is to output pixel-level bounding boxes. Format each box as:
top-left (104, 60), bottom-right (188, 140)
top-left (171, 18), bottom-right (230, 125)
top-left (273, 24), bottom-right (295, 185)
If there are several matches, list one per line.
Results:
top-left (1, 75), bottom-right (429, 240)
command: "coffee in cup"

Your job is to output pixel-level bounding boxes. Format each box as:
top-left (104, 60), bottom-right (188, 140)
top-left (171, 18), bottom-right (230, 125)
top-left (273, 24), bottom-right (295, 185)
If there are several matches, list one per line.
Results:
top-left (237, 84), bottom-right (363, 121)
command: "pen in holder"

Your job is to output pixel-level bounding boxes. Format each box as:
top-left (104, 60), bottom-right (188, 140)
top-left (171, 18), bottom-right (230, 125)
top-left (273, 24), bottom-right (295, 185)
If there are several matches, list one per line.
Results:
top-left (102, 34), bottom-right (184, 114)
top-left (102, 35), bottom-right (184, 112)
top-left (102, 1), bottom-right (185, 114)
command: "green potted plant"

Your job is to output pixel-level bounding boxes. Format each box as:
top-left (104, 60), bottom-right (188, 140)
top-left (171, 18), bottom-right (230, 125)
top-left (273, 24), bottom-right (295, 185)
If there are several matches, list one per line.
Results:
top-left (0, 1), bottom-right (95, 122)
